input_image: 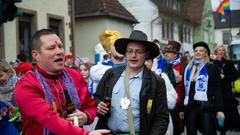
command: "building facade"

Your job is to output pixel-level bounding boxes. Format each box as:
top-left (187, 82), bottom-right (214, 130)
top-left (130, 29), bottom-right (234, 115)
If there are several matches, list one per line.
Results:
top-left (0, 0), bottom-right (72, 62)
top-left (74, 0), bottom-right (137, 63)
top-left (119, 0), bottom-right (215, 55)
top-left (193, 0), bottom-right (215, 51)
top-left (214, 10), bottom-right (240, 46)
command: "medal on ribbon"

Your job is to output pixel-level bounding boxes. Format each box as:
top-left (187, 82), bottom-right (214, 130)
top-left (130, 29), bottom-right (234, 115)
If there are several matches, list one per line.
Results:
top-left (147, 99), bottom-right (153, 114)
top-left (120, 97), bottom-right (130, 109)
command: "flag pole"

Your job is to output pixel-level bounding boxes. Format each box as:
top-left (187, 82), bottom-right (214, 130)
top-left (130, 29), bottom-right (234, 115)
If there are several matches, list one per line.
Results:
top-left (229, 1), bottom-right (232, 44)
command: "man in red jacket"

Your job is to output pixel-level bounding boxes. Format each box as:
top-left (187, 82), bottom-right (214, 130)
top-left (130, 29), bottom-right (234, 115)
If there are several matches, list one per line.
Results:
top-left (14, 29), bottom-right (109, 135)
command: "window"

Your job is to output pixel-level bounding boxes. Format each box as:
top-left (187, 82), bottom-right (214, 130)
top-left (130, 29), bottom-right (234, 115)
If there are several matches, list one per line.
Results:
top-left (162, 18), bottom-right (174, 40)
top-left (183, 26), bottom-right (191, 43)
top-left (162, 0), bottom-right (179, 11)
top-left (48, 14), bottom-right (64, 46)
top-left (49, 18), bottom-right (61, 36)
top-left (222, 31), bottom-right (231, 45)
top-left (18, 13), bottom-right (36, 61)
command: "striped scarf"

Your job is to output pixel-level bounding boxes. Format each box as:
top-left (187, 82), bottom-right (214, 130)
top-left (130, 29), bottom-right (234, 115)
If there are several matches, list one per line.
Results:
top-left (35, 68), bottom-right (81, 135)
top-left (184, 59), bottom-right (208, 105)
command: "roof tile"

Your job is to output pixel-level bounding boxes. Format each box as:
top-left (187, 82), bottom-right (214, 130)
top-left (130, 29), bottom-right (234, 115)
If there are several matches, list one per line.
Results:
top-left (75, 0), bottom-right (138, 23)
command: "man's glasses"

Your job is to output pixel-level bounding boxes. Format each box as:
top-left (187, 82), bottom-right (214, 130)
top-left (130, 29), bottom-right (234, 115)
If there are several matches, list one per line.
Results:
top-left (126, 49), bottom-right (146, 55)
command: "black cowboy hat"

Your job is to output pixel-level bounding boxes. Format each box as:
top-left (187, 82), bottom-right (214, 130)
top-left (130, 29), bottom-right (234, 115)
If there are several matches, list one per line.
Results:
top-left (114, 30), bottom-right (159, 60)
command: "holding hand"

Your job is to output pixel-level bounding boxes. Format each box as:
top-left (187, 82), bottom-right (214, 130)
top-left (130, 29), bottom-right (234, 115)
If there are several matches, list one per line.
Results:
top-left (216, 111), bottom-right (225, 120)
top-left (66, 110), bottom-right (89, 126)
top-left (216, 111), bottom-right (225, 127)
top-left (97, 101), bottom-right (109, 115)
top-left (89, 129), bottom-right (110, 135)
top-left (179, 112), bottom-right (184, 120)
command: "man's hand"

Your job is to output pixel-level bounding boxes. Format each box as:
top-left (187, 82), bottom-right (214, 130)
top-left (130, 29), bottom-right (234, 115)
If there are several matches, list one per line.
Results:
top-left (89, 129), bottom-right (110, 135)
top-left (179, 112), bottom-right (184, 120)
top-left (216, 111), bottom-right (225, 120)
top-left (97, 101), bottom-right (109, 115)
top-left (220, 74), bottom-right (224, 79)
top-left (66, 110), bottom-right (89, 126)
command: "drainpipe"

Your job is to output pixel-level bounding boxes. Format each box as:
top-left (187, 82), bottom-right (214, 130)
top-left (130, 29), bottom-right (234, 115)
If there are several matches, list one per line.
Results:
top-left (150, 15), bottom-right (160, 41)
top-left (70, 0), bottom-right (75, 58)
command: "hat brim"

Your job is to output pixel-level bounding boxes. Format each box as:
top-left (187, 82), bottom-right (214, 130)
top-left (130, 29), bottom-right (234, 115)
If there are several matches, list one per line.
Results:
top-left (114, 38), bottom-right (159, 60)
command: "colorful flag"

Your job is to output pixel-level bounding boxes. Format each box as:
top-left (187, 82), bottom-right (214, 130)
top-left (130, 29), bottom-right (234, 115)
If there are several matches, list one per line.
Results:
top-left (216, 0), bottom-right (230, 22)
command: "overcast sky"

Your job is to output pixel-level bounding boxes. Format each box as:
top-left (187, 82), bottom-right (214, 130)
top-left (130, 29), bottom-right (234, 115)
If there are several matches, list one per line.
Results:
top-left (211, 0), bottom-right (240, 11)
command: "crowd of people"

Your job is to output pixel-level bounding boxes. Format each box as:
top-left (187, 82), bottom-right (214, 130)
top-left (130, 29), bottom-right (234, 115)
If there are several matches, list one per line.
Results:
top-left (0, 28), bottom-right (240, 135)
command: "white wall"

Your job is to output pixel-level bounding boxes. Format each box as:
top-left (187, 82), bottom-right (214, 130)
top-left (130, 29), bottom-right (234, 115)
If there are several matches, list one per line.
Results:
top-left (119, 0), bottom-right (159, 41)
top-left (3, 0), bottom-right (71, 62)
top-left (75, 17), bottom-right (133, 63)
top-left (214, 27), bottom-right (240, 45)
top-left (119, 0), bottom-right (193, 54)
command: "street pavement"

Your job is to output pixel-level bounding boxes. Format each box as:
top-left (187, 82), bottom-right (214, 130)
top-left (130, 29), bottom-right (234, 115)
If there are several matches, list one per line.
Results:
top-left (181, 130), bottom-right (240, 135)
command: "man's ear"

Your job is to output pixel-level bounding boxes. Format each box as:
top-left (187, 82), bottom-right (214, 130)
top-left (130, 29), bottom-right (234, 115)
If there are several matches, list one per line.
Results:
top-left (32, 50), bottom-right (40, 62)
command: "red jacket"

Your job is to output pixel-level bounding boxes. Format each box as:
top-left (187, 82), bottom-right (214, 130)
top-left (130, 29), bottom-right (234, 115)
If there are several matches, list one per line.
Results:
top-left (14, 66), bottom-right (96, 135)
top-left (173, 63), bottom-right (184, 104)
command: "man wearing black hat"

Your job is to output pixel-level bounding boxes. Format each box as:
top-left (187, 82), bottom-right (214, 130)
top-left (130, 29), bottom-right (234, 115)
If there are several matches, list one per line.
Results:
top-left (94, 30), bottom-right (169, 135)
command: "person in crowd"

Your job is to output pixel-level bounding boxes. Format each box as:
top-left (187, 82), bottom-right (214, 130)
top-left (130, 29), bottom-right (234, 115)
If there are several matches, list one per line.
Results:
top-left (14, 29), bottom-right (109, 135)
top-left (17, 62), bottom-right (33, 77)
top-left (90, 30), bottom-right (126, 93)
top-left (162, 41), bottom-right (186, 135)
top-left (103, 54), bottom-right (110, 61)
top-left (150, 40), bottom-right (177, 135)
top-left (65, 54), bottom-right (74, 68)
top-left (0, 59), bottom-right (20, 135)
top-left (212, 45), bottom-right (240, 135)
top-left (144, 59), bottom-right (153, 70)
top-left (183, 51), bottom-right (192, 63)
top-left (10, 60), bottom-right (19, 74)
top-left (15, 53), bottom-right (33, 77)
top-left (75, 56), bottom-right (93, 96)
top-left (182, 41), bottom-right (225, 135)
top-left (151, 39), bottom-right (166, 74)
top-left (74, 56), bottom-right (99, 131)
top-left (94, 30), bottom-right (169, 135)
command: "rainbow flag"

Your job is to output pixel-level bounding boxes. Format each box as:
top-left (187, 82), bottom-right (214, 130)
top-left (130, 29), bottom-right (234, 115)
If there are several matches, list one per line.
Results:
top-left (216, 0), bottom-right (230, 22)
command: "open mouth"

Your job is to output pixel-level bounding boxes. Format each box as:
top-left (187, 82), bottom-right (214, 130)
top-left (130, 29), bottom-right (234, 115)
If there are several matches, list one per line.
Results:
top-left (129, 59), bottom-right (138, 64)
top-left (54, 58), bottom-right (64, 63)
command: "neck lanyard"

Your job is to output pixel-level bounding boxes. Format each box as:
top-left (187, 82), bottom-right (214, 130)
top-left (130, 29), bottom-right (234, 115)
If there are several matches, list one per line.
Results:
top-left (124, 67), bottom-right (135, 135)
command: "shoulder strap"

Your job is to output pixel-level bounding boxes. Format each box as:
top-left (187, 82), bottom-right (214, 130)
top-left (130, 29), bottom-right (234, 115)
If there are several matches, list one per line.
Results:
top-left (124, 67), bottom-right (135, 135)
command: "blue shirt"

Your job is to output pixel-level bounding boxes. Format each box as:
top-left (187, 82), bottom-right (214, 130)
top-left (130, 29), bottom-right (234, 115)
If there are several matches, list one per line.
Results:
top-left (108, 69), bottom-right (143, 132)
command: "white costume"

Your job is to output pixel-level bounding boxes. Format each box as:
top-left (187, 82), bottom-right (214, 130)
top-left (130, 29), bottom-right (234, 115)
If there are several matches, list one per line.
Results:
top-left (90, 63), bottom-right (112, 94)
top-left (156, 72), bottom-right (177, 135)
